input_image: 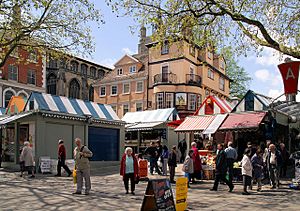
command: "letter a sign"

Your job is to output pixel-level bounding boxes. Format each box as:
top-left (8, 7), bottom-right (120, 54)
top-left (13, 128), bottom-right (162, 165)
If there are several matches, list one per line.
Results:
top-left (278, 61), bottom-right (300, 94)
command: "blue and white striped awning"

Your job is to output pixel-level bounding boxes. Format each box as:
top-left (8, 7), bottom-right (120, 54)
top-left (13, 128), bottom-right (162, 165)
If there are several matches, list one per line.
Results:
top-left (24, 92), bottom-right (120, 121)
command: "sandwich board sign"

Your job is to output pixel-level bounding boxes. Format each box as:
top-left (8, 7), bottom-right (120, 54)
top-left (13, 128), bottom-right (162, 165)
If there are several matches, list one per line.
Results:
top-left (141, 179), bottom-right (175, 211)
top-left (176, 177), bottom-right (188, 211)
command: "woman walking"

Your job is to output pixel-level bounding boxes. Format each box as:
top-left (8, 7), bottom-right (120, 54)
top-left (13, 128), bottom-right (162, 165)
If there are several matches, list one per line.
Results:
top-left (120, 147), bottom-right (139, 195)
top-left (161, 145), bottom-right (169, 176)
top-left (251, 149), bottom-right (264, 191)
top-left (20, 141), bottom-right (35, 178)
top-left (241, 148), bottom-right (253, 195)
top-left (182, 150), bottom-right (194, 188)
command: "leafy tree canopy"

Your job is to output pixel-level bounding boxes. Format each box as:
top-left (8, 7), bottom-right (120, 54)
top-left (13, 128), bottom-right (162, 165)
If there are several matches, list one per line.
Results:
top-left (107, 0), bottom-right (300, 60)
top-left (0, 0), bottom-right (103, 67)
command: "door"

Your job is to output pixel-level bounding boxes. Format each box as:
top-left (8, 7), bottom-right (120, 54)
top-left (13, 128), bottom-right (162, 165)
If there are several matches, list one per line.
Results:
top-left (88, 127), bottom-right (120, 161)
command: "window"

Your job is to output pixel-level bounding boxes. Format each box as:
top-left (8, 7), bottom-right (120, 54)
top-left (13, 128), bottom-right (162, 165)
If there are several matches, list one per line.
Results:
top-left (161, 41), bottom-right (169, 55)
top-left (129, 65), bottom-right (136, 74)
top-left (71, 61), bottom-right (79, 72)
top-left (136, 102), bottom-right (143, 111)
top-left (219, 77), bottom-right (225, 91)
top-left (208, 69), bottom-right (214, 80)
top-left (28, 50), bottom-right (38, 62)
top-left (89, 86), bottom-right (94, 101)
top-left (123, 83), bottom-right (130, 94)
top-left (49, 58), bottom-right (58, 68)
top-left (197, 94), bottom-right (202, 108)
top-left (165, 93), bottom-right (174, 108)
top-left (117, 68), bottom-right (123, 75)
top-left (69, 79), bottom-right (80, 99)
top-left (81, 64), bottom-right (88, 75)
top-left (136, 81), bottom-right (143, 93)
top-left (100, 86), bottom-right (106, 96)
top-left (188, 94), bottom-right (197, 110)
top-left (156, 93), bottom-right (164, 109)
top-left (205, 90), bottom-right (210, 96)
top-left (47, 73), bottom-right (57, 95)
top-left (8, 65), bottom-right (18, 81)
top-left (4, 91), bottom-right (14, 107)
top-left (27, 69), bottom-right (36, 85)
top-left (189, 46), bottom-right (195, 57)
top-left (207, 51), bottom-right (213, 59)
top-left (111, 105), bottom-right (117, 114)
top-left (98, 69), bottom-right (105, 78)
top-left (111, 85), bottom-right (118, 96)
top-left (90, 67), bottom-right (97, 77)
top-left (123, 104), bottom-right (129, 116)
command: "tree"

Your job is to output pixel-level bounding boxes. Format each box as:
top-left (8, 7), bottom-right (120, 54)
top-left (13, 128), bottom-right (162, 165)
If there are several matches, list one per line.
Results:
top-left (221, 47), bottom-right (251, 98)
top-left (0, 0), bottom-right (103, 67)
top-left (107, 0), bottom-right (300, 59)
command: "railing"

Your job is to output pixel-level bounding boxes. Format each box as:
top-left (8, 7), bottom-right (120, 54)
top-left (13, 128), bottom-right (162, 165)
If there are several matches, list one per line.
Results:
top-left (153, 73), bottom-right (177, 84)
top-left (186, 74), bottom-right (202, 86)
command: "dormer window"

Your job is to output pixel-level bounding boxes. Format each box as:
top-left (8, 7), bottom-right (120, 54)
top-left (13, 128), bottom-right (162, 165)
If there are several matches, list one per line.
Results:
top-left (117, 68), bottom-right (123, 75)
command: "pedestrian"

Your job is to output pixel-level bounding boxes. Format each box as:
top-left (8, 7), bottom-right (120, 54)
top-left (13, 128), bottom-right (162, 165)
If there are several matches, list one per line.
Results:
top-left (144, 142), bottom-right (161, 175)
top-left (266, 144), bottom-right (282, 189)
top-left (251, 149), bottom-right (264, 191)
top-left (156, 140), bottom-right (163, 172)
top-left (161, 145), bottom-right (169, 176)
top-left (263, 140), bottom-right (272, 183)
top-left (55, 139), bottom-right (72, 177)
top-left (242, 148), bottom-right (253, 195)
top-left (20, 141), bottom-right (35, 178)
top-left (178, 139), bottom-right (187, 163)
top-left (210, 144), bottom-right (234, 192)
top-left (182, 149), bottom-right (194, 188)
top-left (279, 143), bottom-right (289, 178)
top-left (191, 142), bottom-right (202, 183)
top-left (120, 147), bottom-right (139, 195)
top-left (168, 145), bottom-right (177, 183)
top-left (73, 138), bottom-right (93, 195)
top-left (225, 141), bottom-right (238, 184)
top-left (247, 142), bottom-right (257, 158)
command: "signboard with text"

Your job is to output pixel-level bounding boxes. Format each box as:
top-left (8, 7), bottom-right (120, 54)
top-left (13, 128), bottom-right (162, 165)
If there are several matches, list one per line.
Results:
top-left (278, 61), bottom-right (300, 94)
top-left (176, 177), bottom-right (188, 211)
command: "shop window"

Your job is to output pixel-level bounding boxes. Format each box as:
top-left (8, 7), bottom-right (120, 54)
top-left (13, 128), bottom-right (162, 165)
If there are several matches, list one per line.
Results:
top-left (123, 104), bottom-right (129, 116)
top-left (188, 94), bottom-right (197, 110)
top-left (156, 93), bottom-right (164, 109)
top-left (27, 69), bottom-right (36, 85)
top-left (69, 79), bottom-right (80, 99)
top-left (136, 102), bottom-right (143, 111)
top-left (100, 86), bottom-right (106, 96)
top-left (219, 77), bottom-right (225, 91)
top-left (8, 65), bottom-right (18, 81)
top-left (47, 73), bottom-right (57, 95)
top-left (136, 81), bottom-right (143, 92)
top-left (111, 85), bottom-right (118, 96)
top-left (165, 93), bottom-right (174, 108)
top-left (4, 90), bottom-right (14, 107)
top-left (123, 83), bottom-right (130, 94)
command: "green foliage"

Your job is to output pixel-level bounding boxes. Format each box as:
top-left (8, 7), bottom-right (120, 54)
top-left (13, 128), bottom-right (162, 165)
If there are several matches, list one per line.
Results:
top-left (107, 0), bottom-right (300, 60)
top-left (0, 0), bottom-right (103, 67)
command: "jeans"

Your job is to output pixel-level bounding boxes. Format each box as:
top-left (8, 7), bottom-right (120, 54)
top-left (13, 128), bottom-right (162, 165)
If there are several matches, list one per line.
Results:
top-left (162, 158), bottom-right (168, 175)
top-left (269, 164), bottom-right (279, 187)
top-left (123, 173), bottom-right (135, 192)
top-left (149, 157), bottom-right (161, 174)
top-left (227, 158), bottom-right (234, 183)
top-left (76, 168), bottom-right (91, 193)
top-left (184, 172), bottom-right (192, 182)
top-left (57, 158), bottom-right (72, 176)
top-left (213, 173), bottom-right (233, 190)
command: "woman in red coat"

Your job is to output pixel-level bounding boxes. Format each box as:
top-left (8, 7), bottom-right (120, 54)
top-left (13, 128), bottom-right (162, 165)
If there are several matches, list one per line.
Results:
top-left (191, 142), bottom-right (202, 183)
top-left (120, 147), bottom-right (139, 195)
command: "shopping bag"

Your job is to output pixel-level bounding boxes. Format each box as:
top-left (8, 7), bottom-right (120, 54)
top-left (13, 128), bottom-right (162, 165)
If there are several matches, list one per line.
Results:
top-left (73, 169), bottom-right (77, 184)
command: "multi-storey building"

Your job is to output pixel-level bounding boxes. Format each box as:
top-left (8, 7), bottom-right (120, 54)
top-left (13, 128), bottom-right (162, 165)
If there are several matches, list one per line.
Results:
top-left (46, 54), bottom-right (111, 101)
top-left (0, 47), bottom-right (46, 108)
top-left (94, 28), bottom-right (230, 118)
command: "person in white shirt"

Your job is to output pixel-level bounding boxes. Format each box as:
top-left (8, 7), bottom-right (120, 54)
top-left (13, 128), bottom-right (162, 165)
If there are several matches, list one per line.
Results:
top-left (241, 148), bottom-right (253, 195)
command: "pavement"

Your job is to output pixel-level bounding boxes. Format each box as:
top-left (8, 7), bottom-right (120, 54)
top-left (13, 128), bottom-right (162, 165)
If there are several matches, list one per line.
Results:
top-left (0, 165), bottom-right (299, 211)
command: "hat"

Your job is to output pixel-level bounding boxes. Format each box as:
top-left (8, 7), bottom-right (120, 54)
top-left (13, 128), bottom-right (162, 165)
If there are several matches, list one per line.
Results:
top-left (58, 139), bottom-right (64, 144)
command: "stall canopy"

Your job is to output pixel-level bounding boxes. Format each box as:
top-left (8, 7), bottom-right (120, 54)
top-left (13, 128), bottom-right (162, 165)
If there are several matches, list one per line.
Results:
top-left (122, 108), bottom-right (179, 131)
top-left (24, 92), bottom-right (120, 121)
top-left (219, 111), bottom-right (267, 131)
top-left (6, 96), bottom-right (27, 115)
top-left (203, 114), bottom-right (228, 134)
top-left (196, 95), bottom-right (233, 115)
top-left (270, 101), bottom-right (300, 119)
top-left (0, 111), bottom-right (33, 125)
top-left (175, 115), bottom-right (216, 133)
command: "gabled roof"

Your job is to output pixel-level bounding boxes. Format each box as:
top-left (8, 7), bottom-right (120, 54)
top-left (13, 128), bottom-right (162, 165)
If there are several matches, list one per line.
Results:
top-left (195, 95), bottom-right (233, 115)
top-left (114, 54), bottom-right (141, 66)
top-left (24, 92), bottom-right (120, 121)
top-left (122, 108), bottom-right (179, 123)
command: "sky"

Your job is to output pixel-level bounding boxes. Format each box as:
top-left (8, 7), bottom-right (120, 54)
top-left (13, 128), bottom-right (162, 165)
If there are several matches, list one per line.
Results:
top-left (88, 1), bottom-right (296, 100)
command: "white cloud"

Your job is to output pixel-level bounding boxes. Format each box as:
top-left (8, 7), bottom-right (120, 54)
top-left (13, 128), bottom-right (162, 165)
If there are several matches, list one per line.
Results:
top-left (99, 58), bottom-right (117, 69)
top-left (122, 47), bottom-right (137, 55)
top-left (255, 48), bottom-right (282, 67)
top-left (268, 89), bottom-right (285, 100)
top-left (254, 69), bottom-right (270, 82)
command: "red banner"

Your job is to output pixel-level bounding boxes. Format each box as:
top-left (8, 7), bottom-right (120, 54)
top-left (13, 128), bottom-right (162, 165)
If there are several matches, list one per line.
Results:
top-left (278, 61), bottom-right (300, 94)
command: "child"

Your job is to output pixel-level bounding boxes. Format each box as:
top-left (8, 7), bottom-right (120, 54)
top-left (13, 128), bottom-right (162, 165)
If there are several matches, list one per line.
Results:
top-left (241, 148), bottom-right (253, 195)
top-left (182, 150), bottom-right (194, 188)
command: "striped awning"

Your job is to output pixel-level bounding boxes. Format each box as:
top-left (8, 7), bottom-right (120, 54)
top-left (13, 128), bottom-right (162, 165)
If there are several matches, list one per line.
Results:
top-left (0, 112), bottom-right (33, 125)
top-left (24, 92), bottom-right (120, 121)
top-left (175, 115), bottom-right (215, 132)
top-left (203, 114), bottom-right (228, 134)
top-left (126, 122), bottom-right (164, 131)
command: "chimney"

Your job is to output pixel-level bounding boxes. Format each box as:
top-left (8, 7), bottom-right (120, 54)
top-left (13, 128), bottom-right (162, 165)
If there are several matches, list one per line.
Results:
top-left (138, 26), bottom-right (148, 55)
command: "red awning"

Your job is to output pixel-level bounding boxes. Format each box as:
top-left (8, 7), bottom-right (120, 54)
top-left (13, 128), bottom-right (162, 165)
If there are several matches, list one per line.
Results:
top-left (219, 112), bottom-right (267, 131)
top-left (167, 119), bottom-right (184, 128)
top-left (175, 115), bottom-right (215, 132)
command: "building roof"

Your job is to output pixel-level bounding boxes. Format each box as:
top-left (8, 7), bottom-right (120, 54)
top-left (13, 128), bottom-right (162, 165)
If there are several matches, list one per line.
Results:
top-left (196, 95), bottom-right (233, 115)
top-left (24, 92), bottom-right (120, 121)
top-left (122, 108), bottom-right (178, 123)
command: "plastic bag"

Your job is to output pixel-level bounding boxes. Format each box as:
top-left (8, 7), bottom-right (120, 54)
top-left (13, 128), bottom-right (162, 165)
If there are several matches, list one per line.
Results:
top-left (73, 169), bottom-right (77, 184)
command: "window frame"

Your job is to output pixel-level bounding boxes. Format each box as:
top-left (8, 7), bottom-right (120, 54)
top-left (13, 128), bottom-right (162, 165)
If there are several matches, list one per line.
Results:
top-left (100, 86), bottom-right (106, 97)
top-left (156, 93), bottom-right (164, 109)
top-left (188, 93), bottom-right (197, 111)
top-left (123, 83), bottom-right (130, 94)
top-left (27, 69), bottom-right (36, 85)
top-left (123, 104), bottom-right (129, 116)
top-left (208, 69), bottom-right (214, 80)
top-left (161, 41), bottom-right (169, 55)
top-left (136, 81), bottom-right (144, 93)
top-left (111, 104), bottom-right (117, 114)
top-left (165, 93), bottom-right (174, 108)
top-left (111, 85), bottom-right (118, 96)
top-left (136, 102), bottom-right (143, 111)
top-left (8, 65), bottom-right (18, 81)
top-left (129, 65), bottom-right (136, 74)
top-left (117, 68), bottom-right (123, 76)
top-left (219, 77), bottom-right (225, 91)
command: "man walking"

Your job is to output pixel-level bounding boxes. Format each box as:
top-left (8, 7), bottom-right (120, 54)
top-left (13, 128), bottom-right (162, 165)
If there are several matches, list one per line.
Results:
top-left (73, 138), bottom-right (93, 195)
top-left (168, 145), bottom-right (177, 183)
top-left (144, 142), bottom-right (161, 175)
top-left (279, 143), bottom-right (289, 178)
top-left (178, 139), bottom-right (187, 163)
top-left (225, 142), bottom-right (237, 184)
top-left (55, 139), bottom-right (72, 177)
top-left (267, 144), bottom-right (282, 189)
top-left (210, 144), bottom-right (234, 192)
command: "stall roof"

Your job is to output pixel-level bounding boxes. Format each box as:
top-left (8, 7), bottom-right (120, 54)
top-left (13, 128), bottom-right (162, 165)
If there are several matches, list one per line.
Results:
top-left (24, 92), bottom-right (120, 121)
top-left (122, 108), bottom-right (178, 124)
top-left (175, 115), bottom-right (215, 132)
top-left (270, 101), bottom-right (300, 119)
top-left (196, 95), bottom-right (233, 115)
top-left (219, 112), bottom-right (267, 131)
top-left (0, 112), bottom-right (33, 125)
top-left (126, 122), bottom-right (164, 131)
top-left (203, 114), bottom-right (228, 134)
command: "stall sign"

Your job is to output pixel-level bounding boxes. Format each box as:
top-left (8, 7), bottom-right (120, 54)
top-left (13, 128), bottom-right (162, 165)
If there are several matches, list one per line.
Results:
top-left (39, 157), bottom-right (51, 173)
top-left (278, 61), bottom-right (300, 94)
top-left (176, 177), bottom-right (188, 211)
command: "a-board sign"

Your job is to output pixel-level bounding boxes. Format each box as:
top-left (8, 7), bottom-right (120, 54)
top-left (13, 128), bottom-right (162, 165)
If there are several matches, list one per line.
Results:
top-left (141, 179), bottom-right (176, 211)
top-left (39, 157), bottom-right (51, 173)
top-left (176, 177), bottom-right (188, 211)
